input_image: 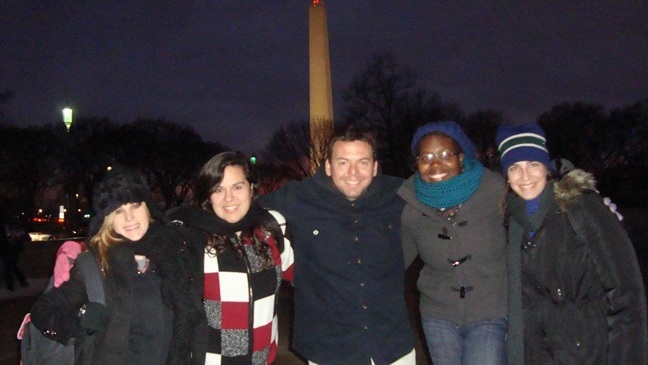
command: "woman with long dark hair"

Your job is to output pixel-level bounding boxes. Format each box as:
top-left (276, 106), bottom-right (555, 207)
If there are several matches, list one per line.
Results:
top-left (169, 151), bottom-right (294, 365)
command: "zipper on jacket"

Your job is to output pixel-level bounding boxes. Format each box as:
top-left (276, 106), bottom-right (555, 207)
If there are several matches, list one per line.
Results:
top-left (241, 240), bottom-right (255, 362)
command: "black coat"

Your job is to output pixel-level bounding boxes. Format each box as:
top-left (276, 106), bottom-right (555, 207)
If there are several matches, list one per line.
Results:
top-left (31, 224), bottom-right (206, 365)
top-left (259, 168), bottom-right (415, 365)
top-left (146, 224), bottom-right (208, 365)
top-left (506, 169), bottom-right (648, 364)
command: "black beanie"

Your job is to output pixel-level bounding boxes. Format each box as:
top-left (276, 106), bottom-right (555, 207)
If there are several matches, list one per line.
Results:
top-left (88, 166), bottom-right (166, 239)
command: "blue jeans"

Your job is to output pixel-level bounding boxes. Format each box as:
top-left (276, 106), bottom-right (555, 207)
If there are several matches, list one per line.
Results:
top-left (421, 315), bottom-right (507, 365)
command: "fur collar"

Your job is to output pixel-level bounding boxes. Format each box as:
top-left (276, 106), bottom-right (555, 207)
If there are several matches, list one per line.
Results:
top-left (553, 168), bottom-right (597, 211)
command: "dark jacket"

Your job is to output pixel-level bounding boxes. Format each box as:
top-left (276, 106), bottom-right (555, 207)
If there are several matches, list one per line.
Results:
top-left (167, 206), bottom-right (294, 365)
top-left (259, 168), bottom-right (415, 365)
top-left (1, 224), bottom-right (29, 254)
top-left (31, 224), bottom-right (176, 365)
top-left (505, 169), bottom-right (648, 364)
top-left (398, 168), bottom-right (508, 325)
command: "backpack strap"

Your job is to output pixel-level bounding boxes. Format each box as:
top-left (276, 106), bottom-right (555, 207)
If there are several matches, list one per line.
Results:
top-left (75, 252), bottom-right (105, 305)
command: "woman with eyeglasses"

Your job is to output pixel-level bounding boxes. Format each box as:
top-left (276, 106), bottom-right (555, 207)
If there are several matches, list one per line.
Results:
top-left (497, 123), bottom-right (647, 364)
top-left (398, 121), bottom-right (508, 365)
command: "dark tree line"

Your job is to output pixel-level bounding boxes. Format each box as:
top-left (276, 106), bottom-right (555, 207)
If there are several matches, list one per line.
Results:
top-left (259, 52), bottom-right (648, 204)
top-left (0, 124), bottom-right (60, 220)
top-left (2, 51), bottom-right (647, 220)
top-left (0, 111), bottom-right (225, 225)
top-left (538, 100), bottom-right (648, 202)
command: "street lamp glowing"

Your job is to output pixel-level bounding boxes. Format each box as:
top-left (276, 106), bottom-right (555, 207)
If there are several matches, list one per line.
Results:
top-left (62, 107), bottom-right (73, 131)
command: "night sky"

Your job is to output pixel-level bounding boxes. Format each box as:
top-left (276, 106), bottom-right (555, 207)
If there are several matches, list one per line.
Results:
top-left (2, 1), bottom-right (647, 154)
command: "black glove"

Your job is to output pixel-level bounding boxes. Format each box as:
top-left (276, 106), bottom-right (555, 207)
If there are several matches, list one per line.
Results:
top-left (77, 302), bottom-right (110, 335)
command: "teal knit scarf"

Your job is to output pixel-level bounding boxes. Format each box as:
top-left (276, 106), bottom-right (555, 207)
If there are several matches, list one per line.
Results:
top-left (415, 158), bottom-right (484, 209)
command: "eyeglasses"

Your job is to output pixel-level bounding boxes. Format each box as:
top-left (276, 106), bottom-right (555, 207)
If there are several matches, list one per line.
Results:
top-left (416, 150), bottom-right (459, 164)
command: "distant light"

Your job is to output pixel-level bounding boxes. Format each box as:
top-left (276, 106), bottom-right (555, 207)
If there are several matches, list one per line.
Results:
top-left (62, 108), bottom-right (73, 131)
top-left (250, 155), bottom-right (257, 165)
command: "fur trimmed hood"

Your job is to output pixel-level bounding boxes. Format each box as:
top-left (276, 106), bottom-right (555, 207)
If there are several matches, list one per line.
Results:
top-left (553, 168), bottom-right (597, 211)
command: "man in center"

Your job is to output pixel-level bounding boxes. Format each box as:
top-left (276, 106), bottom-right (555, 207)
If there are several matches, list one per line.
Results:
top-left (260, 124), bottom-right (415, 364)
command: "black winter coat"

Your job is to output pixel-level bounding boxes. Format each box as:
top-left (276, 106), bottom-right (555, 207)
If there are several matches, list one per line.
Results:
top-left (505, 169), bottom-right (648, 364)
top-left (259, 168), bottom-right (415, 365)
top-left (31, 223), bottom-right (209, 365)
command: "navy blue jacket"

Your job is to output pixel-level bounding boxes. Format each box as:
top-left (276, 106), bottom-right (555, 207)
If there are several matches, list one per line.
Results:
top-left (259, 168), bottom-right (414, 365)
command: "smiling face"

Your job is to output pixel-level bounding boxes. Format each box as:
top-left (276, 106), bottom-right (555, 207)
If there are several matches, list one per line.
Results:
top-left (111, 202), bottom-right (150, 241)
top-left (416, 134), bottom-right (464, 183)
top-left (507, 161), bottom-right (549, 200)
top-left (325, 140), bottom-right (378, 201)
top-left (209, 165), bottom-right (253, 223)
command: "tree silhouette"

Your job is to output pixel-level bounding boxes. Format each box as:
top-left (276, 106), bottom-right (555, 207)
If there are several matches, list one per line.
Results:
top-left (0, 117), bottom-right (226, 221)
top-left (341, 51), bottom-right (465, 177)
top-left (461, 110), bottom-right (505, 170)
top-left (308, 118), bottom-right (333, 173)
top-left (0, 125), bottom-right (61, 217)
top-left (115, 119), bottom-right (225, 208)
top-left (256, 118), bottom-right (333, 193)
top-left (606, 99), bottom-right (648, 170)
top-left (535, 99), bottom-right (648, 203)
top-left (62, 116), bottom-right (119, 210)
top-left (595, 99), bottom-right (648, 202)
top-left (538, 101), bottom-right (608, 171)
top-left (259, 120), bottom-right (319, 184)
top-left (0, 90), bottom-right (12, 125)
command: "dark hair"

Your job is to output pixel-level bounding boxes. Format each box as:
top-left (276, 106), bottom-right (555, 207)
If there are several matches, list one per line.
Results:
top-left (205, 219), bottom-right (278, 271)
top-left (193, 151), bottom-right (273, 267)
top-left (415, 131), bottom-right (463, 156)
top-left (326, 124), bottom-right (378, 161)
top-left (193, 151), bottom-right (256, 211)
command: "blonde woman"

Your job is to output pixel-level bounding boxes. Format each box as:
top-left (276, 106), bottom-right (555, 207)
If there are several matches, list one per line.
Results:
top-left (31, 167), bottom-right (186, 365)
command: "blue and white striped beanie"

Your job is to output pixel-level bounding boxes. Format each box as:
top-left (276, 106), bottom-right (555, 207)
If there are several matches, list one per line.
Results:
top-left (496, 123), bottom-right (551, 174)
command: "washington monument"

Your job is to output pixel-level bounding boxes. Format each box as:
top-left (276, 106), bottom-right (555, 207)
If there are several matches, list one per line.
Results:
top-left (309, 0), bottom-right (334, 171)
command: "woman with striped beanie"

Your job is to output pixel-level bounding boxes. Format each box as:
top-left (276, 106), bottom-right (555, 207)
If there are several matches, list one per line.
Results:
top-left (497, 123), bottom-right (647, 364)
